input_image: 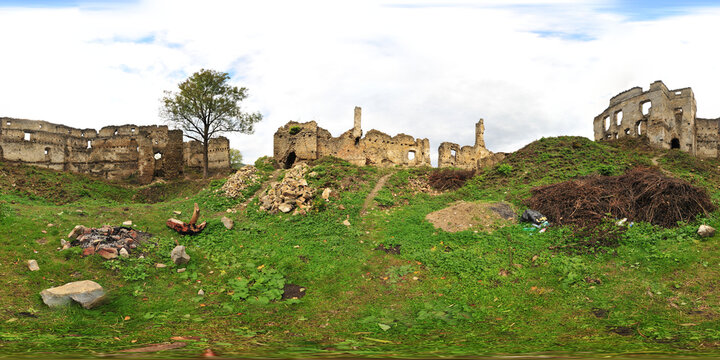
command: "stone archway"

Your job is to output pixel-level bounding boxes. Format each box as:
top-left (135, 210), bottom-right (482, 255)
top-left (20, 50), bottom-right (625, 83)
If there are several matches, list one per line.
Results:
top-left (284, 152), bottom-right (296, 169)
top-left (671, 138), bottom-right (680, 149)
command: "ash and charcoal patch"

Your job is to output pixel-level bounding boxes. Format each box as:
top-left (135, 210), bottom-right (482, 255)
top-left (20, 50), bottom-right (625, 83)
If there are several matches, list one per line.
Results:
top-left (67, 225), bottom-right (150, 259)
top-left (281, 284), bottom-right (306, 300)
top-left (375, 244), bottom-right (401, 255)
top-left (489, 202), bottom-right (515, 220)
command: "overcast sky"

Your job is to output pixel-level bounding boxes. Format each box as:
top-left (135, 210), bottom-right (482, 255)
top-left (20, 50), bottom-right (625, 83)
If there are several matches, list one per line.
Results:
top-left (2, 0), bottom-right (720, 165)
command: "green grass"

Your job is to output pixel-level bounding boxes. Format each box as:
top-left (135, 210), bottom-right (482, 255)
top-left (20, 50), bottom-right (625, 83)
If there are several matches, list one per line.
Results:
top-left (0, 139), bottom-right (719, 357)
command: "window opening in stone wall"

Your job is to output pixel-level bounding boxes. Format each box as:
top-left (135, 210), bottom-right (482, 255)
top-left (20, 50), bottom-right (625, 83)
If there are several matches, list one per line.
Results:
top-left (636, 121), bottom-right (644, 135)
top-left (614, 133), bottom-right (618, 140)
top-left (675, 91), bottom-right (682, 95)
top-left (114, 129), bottom-right (119, 136)
top-left (674, 107), bottom-right (683, 122)
top-left (38, 124), bottom-right (42, 129)
top-left (615, 110), bottom-right (623, 127)
top-left (136, 146), bottom-right (139, 152)
top-left (87, 140), bottom-right (91, 149)
top-left (451, 149), bottom-right (457, 157)
top-left (624, 128), bottom-right (630, 135)
top-left (5, 121), bottom-right (10, 126)
top-left (131, 128), bottom-right (135, 134)
top-left (641, 101), bottom-right (651, 115)
top-left (24, 132), bottom-right (30, 141)
top-left (81, 132), bottom-right (85, 137)
top-left (154, 153), bottom-right (162, 160)
top-left (671, 138), bottom-right (680, 149)
top-left (604, 116), bottom-right (610, 131)
top-left (44, 148), bottom-right (49, 155)
top-left (408, 150), bottom-right (416, 160)
top-left (354, 137), bottom-right (360, 146)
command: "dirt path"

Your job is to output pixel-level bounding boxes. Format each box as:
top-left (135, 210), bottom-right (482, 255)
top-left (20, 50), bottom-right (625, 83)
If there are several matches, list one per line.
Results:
top-left (360, 173), bottom-right (393, 216)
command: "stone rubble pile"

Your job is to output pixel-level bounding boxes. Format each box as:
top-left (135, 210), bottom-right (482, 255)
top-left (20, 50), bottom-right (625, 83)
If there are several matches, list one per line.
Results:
top-left (221, 165), bottom-right (260, 198)
top-left (260, 163), bottom-right (315, 215)
top-left (408, 176), bottom-right (441, 195)
top-left (67, 225), bottom-right (146, 259)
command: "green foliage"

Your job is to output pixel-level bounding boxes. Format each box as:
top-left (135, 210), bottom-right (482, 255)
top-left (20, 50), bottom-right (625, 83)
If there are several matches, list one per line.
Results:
top-left (254, 156), bottom-right (276, 172)
top-left (597, 164), bottom-right (617, 176)
top-left (288, 126), bottom-right (301, 135)
top-left (160, 68), bottom-right (263, 177)
top-left (496, 163), bottom-right (514, 176)
top-left (101, 257), bottom-right (154, 281)
top-left (229, 148), bottom-right (243, 169)
top-left (228, 264), bottom-right (286, 305)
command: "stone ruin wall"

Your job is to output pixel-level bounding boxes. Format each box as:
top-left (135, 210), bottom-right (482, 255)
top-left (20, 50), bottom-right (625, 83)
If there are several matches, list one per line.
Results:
top-left (0, 117), bottom-right (230, 184)
top-left (594, 80), bottom-right (720, 159)
top-left (274, 107), bottom-right (502, 170)
top-left (437, 119), bottom-right (505, 169)
top-left (274, 107), bottom-right (431, 168)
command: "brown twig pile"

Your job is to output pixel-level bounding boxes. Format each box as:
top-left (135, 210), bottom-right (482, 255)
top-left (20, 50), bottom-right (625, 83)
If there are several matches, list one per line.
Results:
top-left (428, 169), bottom-right (475, 191)
top-left (525, 167), bottom-right (715, 228)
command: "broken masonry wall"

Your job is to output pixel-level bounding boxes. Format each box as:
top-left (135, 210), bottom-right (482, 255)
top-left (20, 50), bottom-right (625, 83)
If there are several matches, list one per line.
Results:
top-left (273, 109), bottom-right (431, 168)
top-left (437, 119), bottom-right (503, 170)
top-left (594, 80), bottom-right (707, 157)
top-left (183, 136), bottom-right (231, 171)
top-left (0, 117), bottom-right (230, 183)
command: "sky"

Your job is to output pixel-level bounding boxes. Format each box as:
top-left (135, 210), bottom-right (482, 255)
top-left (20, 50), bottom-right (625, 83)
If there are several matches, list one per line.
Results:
top-left (2, 0), bottom-right (720, 165)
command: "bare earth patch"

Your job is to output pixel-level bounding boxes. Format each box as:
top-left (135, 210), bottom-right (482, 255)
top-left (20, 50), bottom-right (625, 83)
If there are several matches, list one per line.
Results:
top-left (425, 201), bottom-right (516, 233)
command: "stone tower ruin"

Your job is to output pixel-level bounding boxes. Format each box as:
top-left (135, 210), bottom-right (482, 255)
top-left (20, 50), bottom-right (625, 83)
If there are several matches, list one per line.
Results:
top-left (594, 81), bottom-right (720, 158)
top-left (437, 119), bottom-right (504, 170)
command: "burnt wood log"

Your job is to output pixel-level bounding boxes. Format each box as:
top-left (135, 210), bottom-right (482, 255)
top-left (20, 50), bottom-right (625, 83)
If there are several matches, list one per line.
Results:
top-left (166, 203), bottom-right (206, 235)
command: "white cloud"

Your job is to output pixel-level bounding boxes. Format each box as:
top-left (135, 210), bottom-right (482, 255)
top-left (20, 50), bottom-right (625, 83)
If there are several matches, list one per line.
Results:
top-left (1, 0), bottom-right (720, 165)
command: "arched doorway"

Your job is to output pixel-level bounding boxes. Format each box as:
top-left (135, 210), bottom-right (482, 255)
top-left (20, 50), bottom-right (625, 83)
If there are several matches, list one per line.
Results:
top-left (671, 138), bottom-right (680, 149)
top-left (284, 152), bottom-right (296, 169)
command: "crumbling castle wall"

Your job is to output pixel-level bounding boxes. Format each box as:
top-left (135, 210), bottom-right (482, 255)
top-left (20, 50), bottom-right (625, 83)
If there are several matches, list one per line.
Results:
top-left (0, 117), bottom-right (230, 183)
top-left (437, 119), bottom-right (504, 170)
top-left (593, 81), bottom-right (720, 159)
top-left (274, 107), bottom-right (431, 168)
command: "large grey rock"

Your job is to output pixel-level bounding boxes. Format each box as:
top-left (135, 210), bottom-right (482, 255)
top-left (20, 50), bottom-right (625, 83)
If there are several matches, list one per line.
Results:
top-left (170, 245), bottom-right (190, 265)
top-left (221, 216), bottom-right (234, 230)
top-left (698, 224), bottom-right (716, 238)
top-left (40, 280), bottom-right (106, 309)
top-left (322, 188), bottom-right (332, 201)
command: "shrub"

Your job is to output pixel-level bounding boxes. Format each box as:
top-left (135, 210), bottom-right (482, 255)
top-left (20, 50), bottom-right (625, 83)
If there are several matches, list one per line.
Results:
top-left (289, 126), bottom-right (301, 135)
top-left (496, 163), bottom-right (514, 176)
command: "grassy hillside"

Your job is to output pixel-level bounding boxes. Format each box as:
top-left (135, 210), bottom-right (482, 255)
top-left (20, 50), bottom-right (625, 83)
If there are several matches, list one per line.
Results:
top-left (0, 139), bottom-right (719, 358)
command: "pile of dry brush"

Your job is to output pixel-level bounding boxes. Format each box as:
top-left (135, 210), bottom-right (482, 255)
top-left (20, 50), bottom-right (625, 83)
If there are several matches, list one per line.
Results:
top-left (428, 169), bottom-right (475, 191)
top-left (525, 167), bottom-right (715, 229)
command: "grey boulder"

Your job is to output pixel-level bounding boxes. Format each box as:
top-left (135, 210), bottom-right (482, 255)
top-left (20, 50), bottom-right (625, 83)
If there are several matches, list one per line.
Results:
top-left (170, 245), bottom-right (190, 265)
top-left (40, 280), bottom-right (106, 309)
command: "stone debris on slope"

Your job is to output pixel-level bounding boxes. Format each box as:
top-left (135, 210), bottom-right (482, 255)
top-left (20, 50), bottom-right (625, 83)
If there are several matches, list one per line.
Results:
top-left (259, 163), bottom-right (316, 215)
top-left (221, 165), bottom-right (260, 198)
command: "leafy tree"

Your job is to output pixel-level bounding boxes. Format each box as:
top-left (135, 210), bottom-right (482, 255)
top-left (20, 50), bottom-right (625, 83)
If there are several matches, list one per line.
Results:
top-left (161, 69), bottom-right (262, 178)
top-left (229, 148), bottom-right (243, 169)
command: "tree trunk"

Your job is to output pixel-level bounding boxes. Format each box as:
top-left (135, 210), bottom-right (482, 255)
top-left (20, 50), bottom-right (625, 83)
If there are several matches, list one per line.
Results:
top-left (202, 139), bottom-right (209, 179)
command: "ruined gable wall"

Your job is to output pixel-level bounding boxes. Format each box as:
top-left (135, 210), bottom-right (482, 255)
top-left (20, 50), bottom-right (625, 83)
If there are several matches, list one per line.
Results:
top-left (183, 137), bottom-right (231, 171)
top-left (695, 118), bottom-right (719, 158)
top-left (594, 81), bottom-right (701, 156)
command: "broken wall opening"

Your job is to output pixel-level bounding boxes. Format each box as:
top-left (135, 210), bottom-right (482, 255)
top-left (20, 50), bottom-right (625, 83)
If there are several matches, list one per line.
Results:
top-left (408, 150), bottom-right (416, 160)
top-left (284, 152), bottom-right (297, 169)
top-left (671, 138), bottom-right (680, 149)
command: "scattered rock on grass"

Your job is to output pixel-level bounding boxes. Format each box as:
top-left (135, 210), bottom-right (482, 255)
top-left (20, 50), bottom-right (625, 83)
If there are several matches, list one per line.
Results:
top-left (40, 280), bottom-right (106, 309)
top-left (221, 216), bottom-right (234, 230)
top-left (27, 259), bottom-right (39, 271)
top-left (698, 224), bottom-right (715, 237)
top-left (97, 248), bottom-right (118, 260)
top-left (119, 248), bottom-right (129, 258)
top-left (122, 220), bottom-right (132, 226)
top-left (322, 188), bottom-right (332, 201)
top-left (170, 246), bottom-right (190, 265)
top-left (260, 163), bottom-right (315, 215)
top-left (156, 263), bottom-right (167, 268)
